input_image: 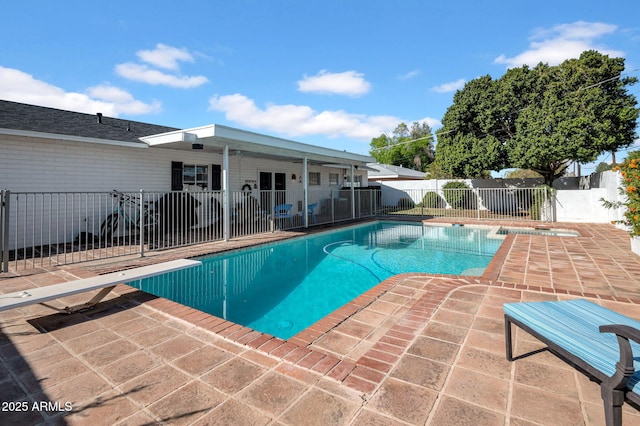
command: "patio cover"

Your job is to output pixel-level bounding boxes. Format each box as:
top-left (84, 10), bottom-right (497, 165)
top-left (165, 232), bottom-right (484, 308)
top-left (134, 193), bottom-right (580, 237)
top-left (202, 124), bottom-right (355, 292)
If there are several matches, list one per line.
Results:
top-left (139, 124), bottom-right (374, 166)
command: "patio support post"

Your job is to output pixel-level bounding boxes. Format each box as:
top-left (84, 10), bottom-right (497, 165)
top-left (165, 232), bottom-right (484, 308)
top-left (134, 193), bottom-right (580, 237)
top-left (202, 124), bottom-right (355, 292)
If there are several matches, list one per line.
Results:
top-left (303, 157), bottom-right (308, 228)
top-left (350, 165), bottom-right (355, 219)
top-left (222, 145), bottom-right (230, 241)
top-left (1, 189), bottom-right (9, 273)
top-left (270, 190), bottom-right (275, 232)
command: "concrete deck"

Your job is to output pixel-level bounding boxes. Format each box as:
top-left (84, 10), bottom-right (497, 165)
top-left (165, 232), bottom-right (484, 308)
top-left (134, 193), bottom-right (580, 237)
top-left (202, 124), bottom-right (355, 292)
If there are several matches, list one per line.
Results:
top-left (2, 220), bottom-right (640, 425)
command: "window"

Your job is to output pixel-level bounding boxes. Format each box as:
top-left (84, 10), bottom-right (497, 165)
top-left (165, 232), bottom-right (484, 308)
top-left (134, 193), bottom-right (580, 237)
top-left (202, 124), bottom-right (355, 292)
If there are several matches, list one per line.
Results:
top-left (329, 173), bottom-right (339, 186)
top-left (308, 172), bottom-right (321, 186)
top-left (171, 162), bottom-right (210, 190)
top-left (183, 165), bottom-right (208, 189)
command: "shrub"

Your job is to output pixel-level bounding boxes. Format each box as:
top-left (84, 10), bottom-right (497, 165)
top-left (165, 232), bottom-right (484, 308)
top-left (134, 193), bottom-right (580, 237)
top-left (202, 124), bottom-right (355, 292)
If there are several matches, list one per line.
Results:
top-left (442, 181), bottom-right (473, 209)
top-left (421, 191), bottom-right (445, 208)
top-left (602, 151), bottom-right (640, 236)
top-left (528, 185), bottom-right (553, 220)
top-left (397, 197), bottom-right (415, 209)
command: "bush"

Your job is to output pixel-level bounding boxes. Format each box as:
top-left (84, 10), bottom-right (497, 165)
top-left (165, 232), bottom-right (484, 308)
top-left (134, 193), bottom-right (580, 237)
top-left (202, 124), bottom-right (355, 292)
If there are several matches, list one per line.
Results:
top-left (602, 151), bottom-right (640, 236)
top-left (529, 185), bottom-right (553, 220)
top-left (619, 152), bottom-right (640, 236)
top-left (397, 197), bottom-right (415, 209)
top-left (421, 191), bottom-right (445, 208)
top-left (442, 181), bottom-right (473, 209)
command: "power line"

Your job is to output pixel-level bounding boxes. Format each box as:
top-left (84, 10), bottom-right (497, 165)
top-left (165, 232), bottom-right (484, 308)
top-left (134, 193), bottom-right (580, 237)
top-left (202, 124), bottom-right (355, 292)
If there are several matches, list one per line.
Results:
top-left (372, 68), bottom-right (639, 170)
top-left (430, 70), bottom-right (640, 146)
top-left (369, 135), bottom-right (433, 152)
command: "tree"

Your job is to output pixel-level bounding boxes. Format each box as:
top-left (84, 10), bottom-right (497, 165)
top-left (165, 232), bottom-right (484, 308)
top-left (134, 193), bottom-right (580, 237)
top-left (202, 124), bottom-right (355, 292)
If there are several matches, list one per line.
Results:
top-left (595, 162), bottom-right (614, 173)
top-left (436, 50), bottom-right (639, 185)
top-left (503, 169), bottom-right (543, 179)
top-left (370, 122), bottom-right (435, 171)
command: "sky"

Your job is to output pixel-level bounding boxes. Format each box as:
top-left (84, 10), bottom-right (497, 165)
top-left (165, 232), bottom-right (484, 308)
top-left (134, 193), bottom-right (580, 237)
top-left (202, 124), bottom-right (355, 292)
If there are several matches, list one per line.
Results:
top-left (1, 0), bottom-right (639, 173)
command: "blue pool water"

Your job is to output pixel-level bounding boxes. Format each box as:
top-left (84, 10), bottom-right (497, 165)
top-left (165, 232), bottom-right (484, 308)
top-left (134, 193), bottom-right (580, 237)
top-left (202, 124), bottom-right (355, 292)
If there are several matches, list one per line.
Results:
top-left (130, 221), bottom-right (503, 339)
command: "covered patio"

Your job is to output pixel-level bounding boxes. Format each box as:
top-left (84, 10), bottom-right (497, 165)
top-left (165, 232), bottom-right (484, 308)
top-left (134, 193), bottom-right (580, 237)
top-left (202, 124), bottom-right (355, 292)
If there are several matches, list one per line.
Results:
top-left (140, 124), bottom-right (375, 241)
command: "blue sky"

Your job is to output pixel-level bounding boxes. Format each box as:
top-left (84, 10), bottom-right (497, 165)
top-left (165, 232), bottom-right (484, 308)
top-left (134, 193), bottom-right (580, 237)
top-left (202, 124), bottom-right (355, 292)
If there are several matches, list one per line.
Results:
top-left (1, 0), bottom-right (639, 173)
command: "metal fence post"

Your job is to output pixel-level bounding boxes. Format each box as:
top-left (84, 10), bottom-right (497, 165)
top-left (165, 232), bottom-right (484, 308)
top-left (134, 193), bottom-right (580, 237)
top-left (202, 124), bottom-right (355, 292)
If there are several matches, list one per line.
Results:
top-left (139, 189), bottom-right (145, 257)
top-left (1, 189), bottom-right (10, 273)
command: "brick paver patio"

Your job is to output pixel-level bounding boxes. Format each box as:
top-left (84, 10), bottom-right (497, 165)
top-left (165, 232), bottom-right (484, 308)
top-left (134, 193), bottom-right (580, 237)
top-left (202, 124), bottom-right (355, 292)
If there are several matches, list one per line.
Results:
top-left (2, 220), bottom-right (640, 425)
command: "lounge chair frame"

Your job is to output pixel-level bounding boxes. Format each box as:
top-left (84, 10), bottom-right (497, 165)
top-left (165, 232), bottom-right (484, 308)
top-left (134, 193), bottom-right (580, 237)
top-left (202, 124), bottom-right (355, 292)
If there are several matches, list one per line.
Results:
top-left (504, 299), bottom-right (640, 426)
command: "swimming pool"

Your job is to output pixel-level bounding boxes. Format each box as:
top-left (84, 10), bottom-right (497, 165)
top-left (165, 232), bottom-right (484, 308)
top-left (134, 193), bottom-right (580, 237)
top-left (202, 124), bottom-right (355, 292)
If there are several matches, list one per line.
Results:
top-left (130, 221), bottom-right (503, 339)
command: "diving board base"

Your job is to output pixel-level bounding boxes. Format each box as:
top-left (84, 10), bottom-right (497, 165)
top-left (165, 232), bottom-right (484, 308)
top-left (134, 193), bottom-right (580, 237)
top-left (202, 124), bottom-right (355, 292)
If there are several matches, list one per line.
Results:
top-left (37, 285), bottom-right (117, 314)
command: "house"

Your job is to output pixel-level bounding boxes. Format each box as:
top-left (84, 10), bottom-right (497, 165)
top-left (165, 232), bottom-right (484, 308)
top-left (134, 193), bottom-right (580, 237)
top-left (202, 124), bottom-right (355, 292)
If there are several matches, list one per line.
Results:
top-left (0, 100), bottom-right (372, 194)
top-left (0, 100), bottom-right (374, 254)
top-left (367, 163), bottom-right (426, 182)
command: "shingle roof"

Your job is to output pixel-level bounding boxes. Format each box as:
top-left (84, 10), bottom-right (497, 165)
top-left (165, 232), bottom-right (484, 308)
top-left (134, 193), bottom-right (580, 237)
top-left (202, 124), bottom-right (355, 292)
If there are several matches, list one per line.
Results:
top-left (0, 100), bottom-right (179, 144)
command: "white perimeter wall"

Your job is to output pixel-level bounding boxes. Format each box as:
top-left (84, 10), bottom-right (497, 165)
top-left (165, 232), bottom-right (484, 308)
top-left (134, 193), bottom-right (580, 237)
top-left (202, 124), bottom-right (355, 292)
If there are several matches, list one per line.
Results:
top-left (374, 171), bottom-right (627, 224)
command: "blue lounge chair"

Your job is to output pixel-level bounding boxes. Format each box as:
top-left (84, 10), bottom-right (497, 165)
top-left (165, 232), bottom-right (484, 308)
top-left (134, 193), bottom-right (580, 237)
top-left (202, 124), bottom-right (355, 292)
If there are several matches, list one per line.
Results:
top-left (504, 299), bottom-right (640, 426)
top-left (307, 203), bottom-right (318, 224)
top-left (273, 203), bottom-right (293, 228)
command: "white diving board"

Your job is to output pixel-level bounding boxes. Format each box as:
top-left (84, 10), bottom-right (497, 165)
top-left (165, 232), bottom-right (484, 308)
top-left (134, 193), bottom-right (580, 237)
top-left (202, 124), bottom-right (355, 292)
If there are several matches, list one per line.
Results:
top-left (0, 258), bottom-right (201, 314)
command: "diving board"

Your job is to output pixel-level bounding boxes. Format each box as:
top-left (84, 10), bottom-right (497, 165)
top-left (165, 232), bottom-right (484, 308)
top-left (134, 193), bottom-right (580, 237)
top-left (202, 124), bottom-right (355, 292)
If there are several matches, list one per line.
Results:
top-left (0, 258), bottom-right (201, 314)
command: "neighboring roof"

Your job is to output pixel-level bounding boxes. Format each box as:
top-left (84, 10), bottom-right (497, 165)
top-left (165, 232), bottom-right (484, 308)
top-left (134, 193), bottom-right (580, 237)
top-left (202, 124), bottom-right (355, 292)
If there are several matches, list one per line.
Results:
top-left (0, 100), bottom-right (178, 145)
top-left (367, 163), bottom-right (426, 180)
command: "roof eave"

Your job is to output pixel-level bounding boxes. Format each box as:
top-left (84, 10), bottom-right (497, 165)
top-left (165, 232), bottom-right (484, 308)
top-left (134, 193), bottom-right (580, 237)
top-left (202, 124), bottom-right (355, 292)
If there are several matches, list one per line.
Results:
top-left (0, 128), bottom-right (150, 148)
top-left (141, 124), bottom-right (374, 164)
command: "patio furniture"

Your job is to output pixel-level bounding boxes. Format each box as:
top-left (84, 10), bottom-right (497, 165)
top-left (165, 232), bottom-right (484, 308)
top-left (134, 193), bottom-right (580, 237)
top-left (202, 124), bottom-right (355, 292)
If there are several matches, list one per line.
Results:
top-left (504, 299), bottom-right (640, 426)
top-left (157, 192), bottom-right (202, 233)
top-left (273, 203), bottom-right (293, 228)
top-left (307, 203), bottom-right (318, 224)
top-left (0, 259), bottom-right (201, 314)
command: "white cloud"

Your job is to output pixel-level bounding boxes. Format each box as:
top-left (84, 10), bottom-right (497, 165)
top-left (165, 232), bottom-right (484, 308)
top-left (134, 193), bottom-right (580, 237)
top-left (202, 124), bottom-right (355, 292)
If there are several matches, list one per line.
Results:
top-left (209, 93), bottom-right (416, 140)
top-left (398, 70), bottom-right (420, 80)
top-left (86, 84), bottom-right (162, 115)
top-left (116, 43), bottom-right (209, 88)
top-left (136, 43), bottom-right (194, 70)
top-left (494, 21), bottom-right (624, 68)
top-left (297, 70), bottom-right (371, 97)
top-left (115, 63), bottom-right (208, 88)
top-left (0, 66), bottom-right (160, 116)
top-left (432, 78), bottom-right (466, 93)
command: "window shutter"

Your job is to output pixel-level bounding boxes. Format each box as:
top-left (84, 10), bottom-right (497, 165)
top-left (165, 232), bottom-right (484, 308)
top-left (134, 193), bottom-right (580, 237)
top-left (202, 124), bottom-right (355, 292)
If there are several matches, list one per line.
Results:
top-left (211, 164), bottom-right (222, 190)
top-left (171, 161), bottom-right (183, 191)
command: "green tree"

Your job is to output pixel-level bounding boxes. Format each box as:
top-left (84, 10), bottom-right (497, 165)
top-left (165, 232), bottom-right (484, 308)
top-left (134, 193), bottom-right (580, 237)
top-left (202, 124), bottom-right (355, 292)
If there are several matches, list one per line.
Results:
top-left (503, 169), bottom-right (543, 179)
top-left (436, 50), bottom-right (639, 185)
top-left (595, 162), bottom-right (614, 173)
top-left (370, 122), bottom-right (435, 171)
top-left (424, 161), bottom-right (453, 179)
